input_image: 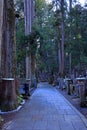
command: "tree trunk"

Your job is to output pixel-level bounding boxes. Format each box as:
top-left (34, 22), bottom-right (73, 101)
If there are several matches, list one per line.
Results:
top-left (61, 0), bottom-right (65, 77)
top-left (58, 43), bottom-right (62, 74)
top-left (26, 50), bottom-right (31, 81)
top-left (24, 0), bottom-right (35, 86)
top-left (69, 0), bottom-right (72, 77)
top-left (0, 0), bottom-right (18, 111)
top-left (0, 0), bottom-right (4, 72)
top-left (31, 53), bottom-right (37, 86)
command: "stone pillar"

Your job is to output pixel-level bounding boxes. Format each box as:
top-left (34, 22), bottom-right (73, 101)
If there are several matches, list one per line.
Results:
top-left (76, 77), bottom-right (86, 107)
top-left (67, 79), bottom-right (73, 95)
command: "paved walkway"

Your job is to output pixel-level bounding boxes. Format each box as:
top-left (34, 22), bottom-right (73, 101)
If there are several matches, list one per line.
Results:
top-left (3, 82), bottom-right (87, 130)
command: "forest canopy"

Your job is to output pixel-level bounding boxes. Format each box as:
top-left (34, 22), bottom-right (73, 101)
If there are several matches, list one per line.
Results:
top-left (15, 0), bottom-right (87, 78)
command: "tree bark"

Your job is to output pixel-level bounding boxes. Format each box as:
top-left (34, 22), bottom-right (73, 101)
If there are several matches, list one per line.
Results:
top-left (58, 43), bottom-right (62, 74)
top-left (24, 0), bottom-right (35, 86)
top-left (31, 53), bottom-right (36, 83)
top-left (61, 0), bottom-right (65, 77)
top-left (69, 0), bottom-right (72, 77)
top-left (24, 0), bottom-right (34, 35)
top-left (0, 0), bottom-right (18, 111)
top-left (0, 0), bottom-right (4, 73)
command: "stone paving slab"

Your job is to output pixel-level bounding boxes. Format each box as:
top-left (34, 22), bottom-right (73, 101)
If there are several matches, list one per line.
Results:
top-left (2, 82), bottom-right (87, 130)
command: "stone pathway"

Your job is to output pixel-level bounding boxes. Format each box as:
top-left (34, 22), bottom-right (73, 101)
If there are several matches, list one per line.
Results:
top-left (3, 82), bottom-right (87, 130)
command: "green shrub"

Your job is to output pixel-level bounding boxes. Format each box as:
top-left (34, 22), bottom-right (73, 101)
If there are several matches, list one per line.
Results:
top-left (17, 94), bottom-right (23, 104)
top-left (0, 116), bottom-right (3, 129)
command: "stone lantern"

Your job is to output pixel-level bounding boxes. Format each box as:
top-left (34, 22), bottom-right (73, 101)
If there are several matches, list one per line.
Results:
top-left (66, 78), bottom-right (73, 95)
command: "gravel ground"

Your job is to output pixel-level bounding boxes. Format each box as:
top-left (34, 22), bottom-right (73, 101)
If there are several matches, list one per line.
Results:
top-left (56, 87), bottom-right (87, 118)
